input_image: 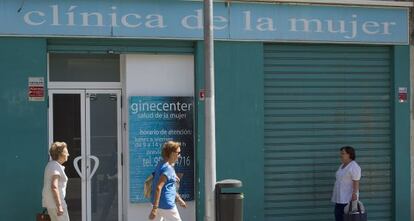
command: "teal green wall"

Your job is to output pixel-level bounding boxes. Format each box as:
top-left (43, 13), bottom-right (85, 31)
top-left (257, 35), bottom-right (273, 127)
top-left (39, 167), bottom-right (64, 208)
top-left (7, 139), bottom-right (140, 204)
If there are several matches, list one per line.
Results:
top-left (393, 45), bottom-right (411, 221)
top-left (0, 38), bottom-right (409, 221)
top-left (195, 41), bottom-right (264, 221)
top-left (195, 41), bottom-right (206, 221)
top-left (0, 38), bottom-right (48, 220)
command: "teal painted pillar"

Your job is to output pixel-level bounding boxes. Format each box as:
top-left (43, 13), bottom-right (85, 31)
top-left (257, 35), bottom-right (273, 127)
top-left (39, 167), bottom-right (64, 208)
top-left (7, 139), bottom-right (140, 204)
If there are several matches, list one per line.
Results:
top-left (195, 41), bottom-right (206, 221)
top-left (214, 41), bottom-right (264, 221)
top-left (0, 38), bottom-right (48, 221)
top-left (195, 41), bottom-right (264, 221)
top-left (393, 45), bottom-right (411, 221)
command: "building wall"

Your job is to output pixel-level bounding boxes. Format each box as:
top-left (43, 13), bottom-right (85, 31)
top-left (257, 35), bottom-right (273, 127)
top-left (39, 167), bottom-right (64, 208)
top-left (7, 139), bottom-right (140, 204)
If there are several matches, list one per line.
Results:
top-left (0, 38), bottom-right (48, 221)
top-left (0, 38), bottom-right (410, 221)
top-left (195, 41), bottom-right (265, 221)
top-left (195, 43), bottom-right (412, 221)
top-left (394, 45), bottom-right (411, 221)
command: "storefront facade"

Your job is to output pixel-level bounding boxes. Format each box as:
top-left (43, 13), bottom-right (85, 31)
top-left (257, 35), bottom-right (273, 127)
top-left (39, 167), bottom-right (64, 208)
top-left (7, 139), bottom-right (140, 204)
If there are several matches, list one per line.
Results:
top-left (0, 1), bottom-right (411, 221)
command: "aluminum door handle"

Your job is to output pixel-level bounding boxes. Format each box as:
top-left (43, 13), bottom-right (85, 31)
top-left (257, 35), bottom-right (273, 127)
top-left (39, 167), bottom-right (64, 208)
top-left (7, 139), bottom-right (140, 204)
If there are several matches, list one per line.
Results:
top-left (89, 155), bottom-right (100, 179)
top-left (73, 156), bottom-right (84, 179)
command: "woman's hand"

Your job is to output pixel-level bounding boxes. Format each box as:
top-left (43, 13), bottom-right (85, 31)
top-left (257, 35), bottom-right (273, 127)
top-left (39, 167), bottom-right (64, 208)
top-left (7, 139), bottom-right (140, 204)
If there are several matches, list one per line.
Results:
top-left (352, 193), bottom-right (358, 201)
top-left (149, 208), bottom-right (157, 220)
top-left (57, 206), bottom-right (64, 216)
top-left (178, 198), bottom-right (187, 208)
top-left (151, 175), bottom-right (166, 220)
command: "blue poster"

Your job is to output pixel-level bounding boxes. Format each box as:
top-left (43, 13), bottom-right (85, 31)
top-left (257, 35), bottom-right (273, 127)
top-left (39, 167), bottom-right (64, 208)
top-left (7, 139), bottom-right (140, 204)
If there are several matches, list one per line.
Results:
top-left (129, 96), bottom-right (194, 203)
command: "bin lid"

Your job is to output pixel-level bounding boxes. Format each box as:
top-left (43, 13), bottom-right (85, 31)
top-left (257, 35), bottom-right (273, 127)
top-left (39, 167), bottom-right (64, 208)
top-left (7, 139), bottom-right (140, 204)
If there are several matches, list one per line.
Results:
top-left (219, 193), bottom-right (244, 200)
top-left (216, 179), bottom-right (242, 188)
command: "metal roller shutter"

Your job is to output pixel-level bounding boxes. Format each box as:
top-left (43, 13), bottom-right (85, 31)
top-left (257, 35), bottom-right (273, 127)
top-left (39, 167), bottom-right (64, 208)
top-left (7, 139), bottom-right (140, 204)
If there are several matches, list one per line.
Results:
top-left (264, 44), bottom-right (392, 221)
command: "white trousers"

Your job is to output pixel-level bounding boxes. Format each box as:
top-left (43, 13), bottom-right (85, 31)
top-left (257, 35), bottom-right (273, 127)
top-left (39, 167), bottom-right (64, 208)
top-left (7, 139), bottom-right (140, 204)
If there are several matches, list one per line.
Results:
top-left (47, 207), bottom-right (70, 221)
top-left (153, 206), bottom-right (182, 221)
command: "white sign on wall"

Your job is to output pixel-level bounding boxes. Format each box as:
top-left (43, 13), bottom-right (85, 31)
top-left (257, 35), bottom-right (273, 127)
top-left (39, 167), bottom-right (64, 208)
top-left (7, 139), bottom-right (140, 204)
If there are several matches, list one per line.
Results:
top-left (28, 77), bottom-right (45, 101)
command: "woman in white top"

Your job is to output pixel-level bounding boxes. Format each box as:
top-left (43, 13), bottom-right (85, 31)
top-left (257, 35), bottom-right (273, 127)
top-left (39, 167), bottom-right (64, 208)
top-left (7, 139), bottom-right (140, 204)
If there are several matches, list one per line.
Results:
top-left (42, 142), bottom-right (70, 221)
top-left (331, 146), bottom-right (361, 221)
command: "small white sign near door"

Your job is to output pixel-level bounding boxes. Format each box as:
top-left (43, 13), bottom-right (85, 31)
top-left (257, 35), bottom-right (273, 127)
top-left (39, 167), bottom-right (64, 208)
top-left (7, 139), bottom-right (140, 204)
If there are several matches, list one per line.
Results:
top-left (28, 77), bottom-right (45, 101)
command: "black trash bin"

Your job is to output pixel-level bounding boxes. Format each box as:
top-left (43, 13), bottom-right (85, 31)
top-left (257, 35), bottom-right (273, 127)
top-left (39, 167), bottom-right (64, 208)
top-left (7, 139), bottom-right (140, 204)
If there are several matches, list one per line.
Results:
top-left (215, 179), bottom-right (244, 221)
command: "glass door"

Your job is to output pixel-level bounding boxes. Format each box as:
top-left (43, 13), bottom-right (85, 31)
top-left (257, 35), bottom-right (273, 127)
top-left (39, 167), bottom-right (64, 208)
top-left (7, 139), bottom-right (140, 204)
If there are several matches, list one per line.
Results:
top-left (86, 91), bottom-right (122, 221)
top-left (49, 90), bottom-right (122, 221)
top-left (49, 90), bottom-right (86, 221)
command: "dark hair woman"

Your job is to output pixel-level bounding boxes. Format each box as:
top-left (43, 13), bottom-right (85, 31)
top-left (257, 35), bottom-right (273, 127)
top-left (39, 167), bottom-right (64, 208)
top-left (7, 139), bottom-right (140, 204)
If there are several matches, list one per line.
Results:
top-left (331, 146), bottom-right (361, 221)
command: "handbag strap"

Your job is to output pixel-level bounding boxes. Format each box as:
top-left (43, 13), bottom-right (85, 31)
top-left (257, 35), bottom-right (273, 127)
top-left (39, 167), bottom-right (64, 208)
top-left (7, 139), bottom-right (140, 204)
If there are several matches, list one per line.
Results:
top-left (348, 200), bottom-right (362, 215)
top-left (348, 201), bottom-right (363, 214)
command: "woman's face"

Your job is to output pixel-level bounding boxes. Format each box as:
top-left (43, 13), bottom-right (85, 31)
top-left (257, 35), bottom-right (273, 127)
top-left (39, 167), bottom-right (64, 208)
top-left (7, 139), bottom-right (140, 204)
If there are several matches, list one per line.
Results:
top-left (170, 147), bottom-right (181, 163)
top-left (340, 149), bottom-right (351, 163)
top-left (60, 147), bottom-right (70, 163)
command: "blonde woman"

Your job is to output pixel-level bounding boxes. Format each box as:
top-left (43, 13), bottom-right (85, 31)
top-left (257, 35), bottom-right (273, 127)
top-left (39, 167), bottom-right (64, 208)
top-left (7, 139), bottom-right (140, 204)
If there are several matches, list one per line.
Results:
top-left (42, 142), bottom-right (70, 221)
top-left (149, 141), bottom-right (187, 221)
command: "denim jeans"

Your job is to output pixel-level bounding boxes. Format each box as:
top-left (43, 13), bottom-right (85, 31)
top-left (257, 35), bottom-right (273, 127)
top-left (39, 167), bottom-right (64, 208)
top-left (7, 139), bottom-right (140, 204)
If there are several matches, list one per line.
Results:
top-left (335, 203), bottom-right (347, 221)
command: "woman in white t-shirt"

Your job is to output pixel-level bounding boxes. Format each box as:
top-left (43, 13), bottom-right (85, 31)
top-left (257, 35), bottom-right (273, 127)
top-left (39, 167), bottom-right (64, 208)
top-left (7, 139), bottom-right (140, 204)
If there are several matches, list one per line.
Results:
top-left (42, 142), bottom-right (70, 221)
top-left (331, 146), bottom-right (361, 221)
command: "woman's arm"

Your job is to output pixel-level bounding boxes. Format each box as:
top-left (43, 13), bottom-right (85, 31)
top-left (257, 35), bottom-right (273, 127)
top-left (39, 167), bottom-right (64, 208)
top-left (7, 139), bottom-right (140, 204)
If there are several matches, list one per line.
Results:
top-left (149, 175), bottom-right (167, 220)
top-left (50, 175), bottom-right (64, 216)
top-left (352, 180), bottom-right (360, 201)
top-left (176, 194), bottom-right (187, 208)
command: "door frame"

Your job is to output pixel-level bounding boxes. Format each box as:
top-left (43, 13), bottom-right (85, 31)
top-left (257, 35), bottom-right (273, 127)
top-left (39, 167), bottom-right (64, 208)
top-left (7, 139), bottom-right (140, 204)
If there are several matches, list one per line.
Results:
top-left (48, 89), bottom-right (123, 221)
